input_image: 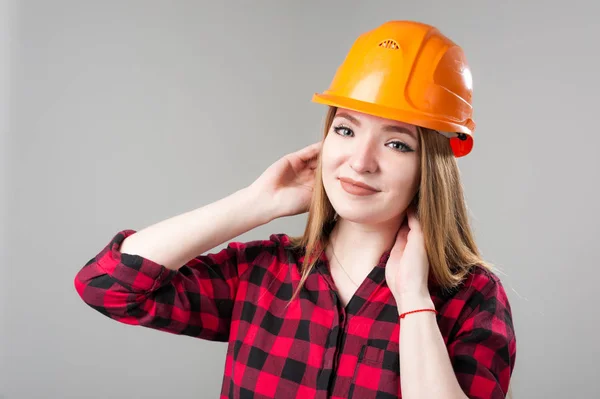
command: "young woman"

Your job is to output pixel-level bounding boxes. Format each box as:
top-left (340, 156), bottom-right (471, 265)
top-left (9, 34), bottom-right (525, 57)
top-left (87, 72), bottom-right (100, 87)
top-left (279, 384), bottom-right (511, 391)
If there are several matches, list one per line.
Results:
top-left (75, 21), bottom-right (516, 398)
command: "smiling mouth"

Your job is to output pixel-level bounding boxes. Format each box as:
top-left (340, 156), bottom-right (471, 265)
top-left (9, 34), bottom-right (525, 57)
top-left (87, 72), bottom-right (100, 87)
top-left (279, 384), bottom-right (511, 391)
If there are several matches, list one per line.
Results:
top-left (339, 179), bottom-right (380, 196)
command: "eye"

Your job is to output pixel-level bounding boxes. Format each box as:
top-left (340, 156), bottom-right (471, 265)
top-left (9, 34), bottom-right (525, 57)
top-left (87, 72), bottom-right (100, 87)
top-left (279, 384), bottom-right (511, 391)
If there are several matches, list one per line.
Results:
top-left (387, 141), bottom-right (414, 153)
top-left (333, 125), bottom-right (353, 137)
top-left (333, 124), bottom-right (415, 153)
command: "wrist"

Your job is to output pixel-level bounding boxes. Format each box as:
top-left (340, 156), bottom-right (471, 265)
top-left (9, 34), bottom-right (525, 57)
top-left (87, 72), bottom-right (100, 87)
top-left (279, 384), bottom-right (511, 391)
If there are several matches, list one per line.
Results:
top-left (395, 291), bottom-right (434, 316)
top-left (243, 185), bottom-right (277, 225)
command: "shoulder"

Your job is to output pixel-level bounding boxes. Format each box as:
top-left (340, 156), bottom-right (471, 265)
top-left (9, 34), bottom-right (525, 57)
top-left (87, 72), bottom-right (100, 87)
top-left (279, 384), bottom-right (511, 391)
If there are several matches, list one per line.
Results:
top-left (231, 232), bottom-right (293, 248)
top-left (239, 232), bottom-right (298, 253)
top-left (460, 265), bottom-right (507, 298)
top-left (434, 265), bottom-right (513, 326)
top-left (463, 265), bottom-right (510, 307)
top-left (222, 232), bottom-right (302, 266)
top-left (223, 233), bottom-right (286, 259)
top-left (437, 265), bottom-right (508, 301)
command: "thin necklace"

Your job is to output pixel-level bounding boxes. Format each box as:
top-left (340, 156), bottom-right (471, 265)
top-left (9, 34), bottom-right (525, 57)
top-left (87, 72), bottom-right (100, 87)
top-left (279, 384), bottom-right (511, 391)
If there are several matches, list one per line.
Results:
top-left (330, 233), bottom-right (360, 288)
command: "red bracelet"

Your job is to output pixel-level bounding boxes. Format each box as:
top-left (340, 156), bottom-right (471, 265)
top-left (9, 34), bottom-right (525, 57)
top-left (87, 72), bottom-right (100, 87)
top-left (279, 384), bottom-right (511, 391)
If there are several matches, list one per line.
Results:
top-left (399, 308), bottom-right (438, 319)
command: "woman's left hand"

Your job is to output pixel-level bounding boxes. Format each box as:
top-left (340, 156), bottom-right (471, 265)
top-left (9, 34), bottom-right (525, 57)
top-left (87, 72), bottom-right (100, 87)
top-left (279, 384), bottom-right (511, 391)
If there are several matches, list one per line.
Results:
top-left (385, 206), bottom-right (434, 314)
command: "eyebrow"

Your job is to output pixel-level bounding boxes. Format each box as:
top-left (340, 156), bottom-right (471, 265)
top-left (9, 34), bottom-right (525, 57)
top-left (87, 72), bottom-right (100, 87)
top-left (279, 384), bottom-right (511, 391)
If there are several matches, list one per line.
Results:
top-left (334, 112), bottom-right (417, 139)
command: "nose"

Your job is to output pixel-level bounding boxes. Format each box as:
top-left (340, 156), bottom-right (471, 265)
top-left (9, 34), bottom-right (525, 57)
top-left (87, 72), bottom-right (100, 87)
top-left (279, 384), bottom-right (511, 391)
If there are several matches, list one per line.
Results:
top-left (348, 138), bottom-right (378, 174)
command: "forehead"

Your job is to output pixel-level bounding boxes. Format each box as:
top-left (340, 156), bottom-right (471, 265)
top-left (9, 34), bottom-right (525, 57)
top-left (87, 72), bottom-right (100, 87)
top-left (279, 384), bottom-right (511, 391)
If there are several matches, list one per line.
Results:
top-left (333, 108), bottom-right (418, 134)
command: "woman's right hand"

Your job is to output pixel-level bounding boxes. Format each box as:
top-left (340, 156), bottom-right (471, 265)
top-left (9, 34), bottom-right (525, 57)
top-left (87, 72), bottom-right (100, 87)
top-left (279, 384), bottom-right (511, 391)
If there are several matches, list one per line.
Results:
top-left (249, 141), bottom-right (323, 220)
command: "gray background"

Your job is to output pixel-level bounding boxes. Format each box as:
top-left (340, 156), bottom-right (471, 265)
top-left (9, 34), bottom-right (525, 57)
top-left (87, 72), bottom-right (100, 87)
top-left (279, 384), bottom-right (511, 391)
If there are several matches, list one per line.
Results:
top-left (2, 0), bottom-right (599, 398)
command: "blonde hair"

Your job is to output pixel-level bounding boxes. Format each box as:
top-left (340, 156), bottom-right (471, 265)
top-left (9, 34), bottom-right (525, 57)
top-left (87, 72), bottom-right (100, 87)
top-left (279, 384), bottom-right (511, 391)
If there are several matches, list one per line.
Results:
top-left (287, 106), bottom-right (512, 398)
top-left (288, 106), bottom-right (511, 396)
top-left (287, 106), bottom-right (492, 300)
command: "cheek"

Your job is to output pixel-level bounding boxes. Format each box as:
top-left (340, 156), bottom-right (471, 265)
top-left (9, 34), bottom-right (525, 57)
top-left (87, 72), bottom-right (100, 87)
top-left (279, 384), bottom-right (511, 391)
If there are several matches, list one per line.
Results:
top-left (320, 143), bottom-right (341, 177)
top-left (386, 164), bottom-right (420, 194)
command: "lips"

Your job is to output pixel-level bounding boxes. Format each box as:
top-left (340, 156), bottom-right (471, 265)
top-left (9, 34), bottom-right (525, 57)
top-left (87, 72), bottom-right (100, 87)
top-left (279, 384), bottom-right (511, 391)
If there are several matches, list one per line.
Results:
top-left (338, 177), bottom-right (379, 192)
top-left (338, 177), bottom-right (380, 196)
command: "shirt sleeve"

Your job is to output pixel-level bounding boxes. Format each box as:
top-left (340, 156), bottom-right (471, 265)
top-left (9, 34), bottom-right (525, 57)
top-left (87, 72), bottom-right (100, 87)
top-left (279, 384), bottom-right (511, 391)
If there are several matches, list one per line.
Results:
top-left (73, 229), bottom-right (270, 341)
top-left (446, 272), bottom-right (517, 399)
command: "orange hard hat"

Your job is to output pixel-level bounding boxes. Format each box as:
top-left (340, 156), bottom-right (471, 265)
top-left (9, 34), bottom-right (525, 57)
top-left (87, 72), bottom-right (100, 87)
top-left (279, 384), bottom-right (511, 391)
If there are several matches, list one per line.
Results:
top-left (312, 20), bottom-right (476, 157)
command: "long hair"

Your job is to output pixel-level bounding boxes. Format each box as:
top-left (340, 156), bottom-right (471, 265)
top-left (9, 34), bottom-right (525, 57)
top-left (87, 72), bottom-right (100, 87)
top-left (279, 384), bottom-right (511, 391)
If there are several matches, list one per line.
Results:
top-left (287, 106), bottom-right (512, 397)
top-left (287, 106), bottom-right (491, 300)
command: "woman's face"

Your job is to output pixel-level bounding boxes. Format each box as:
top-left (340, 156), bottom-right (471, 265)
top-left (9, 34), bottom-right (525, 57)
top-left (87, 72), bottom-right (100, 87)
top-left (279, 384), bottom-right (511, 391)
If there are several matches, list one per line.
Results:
top-left (321, 108), bottom-right (421, 225)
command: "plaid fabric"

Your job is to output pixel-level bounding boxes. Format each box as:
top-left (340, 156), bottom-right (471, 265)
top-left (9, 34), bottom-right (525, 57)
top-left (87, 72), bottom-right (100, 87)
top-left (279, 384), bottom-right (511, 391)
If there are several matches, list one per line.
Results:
top-left (74, 229), bottom-right (516, 398)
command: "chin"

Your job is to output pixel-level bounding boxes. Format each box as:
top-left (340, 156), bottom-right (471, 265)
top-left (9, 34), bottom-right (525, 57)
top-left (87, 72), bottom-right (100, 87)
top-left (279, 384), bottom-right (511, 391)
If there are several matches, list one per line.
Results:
top-left (331, 203), bottom-right (388, 224)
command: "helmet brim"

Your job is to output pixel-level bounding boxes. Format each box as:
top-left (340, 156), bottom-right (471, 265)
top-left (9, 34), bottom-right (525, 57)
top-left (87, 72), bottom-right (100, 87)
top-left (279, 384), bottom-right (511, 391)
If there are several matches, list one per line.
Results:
top-left (312, 92), bottom-right (474, 157)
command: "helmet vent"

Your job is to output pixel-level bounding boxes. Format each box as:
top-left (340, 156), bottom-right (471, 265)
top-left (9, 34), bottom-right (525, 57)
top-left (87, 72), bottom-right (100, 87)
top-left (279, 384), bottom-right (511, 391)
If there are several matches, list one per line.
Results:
top-left (378, 39), bottom-right (399, 49)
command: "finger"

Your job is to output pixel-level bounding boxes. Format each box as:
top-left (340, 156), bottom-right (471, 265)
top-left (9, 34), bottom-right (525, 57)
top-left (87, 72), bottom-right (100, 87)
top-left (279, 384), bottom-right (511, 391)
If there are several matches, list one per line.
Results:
top-left (296, 141), bottom-right (322, 162)
top-left (406, 206), bottom-right (421, 232)
top-left (392, 223), bottom-right (409, 256)
top-left (307, 157), bottom-right (319, 170)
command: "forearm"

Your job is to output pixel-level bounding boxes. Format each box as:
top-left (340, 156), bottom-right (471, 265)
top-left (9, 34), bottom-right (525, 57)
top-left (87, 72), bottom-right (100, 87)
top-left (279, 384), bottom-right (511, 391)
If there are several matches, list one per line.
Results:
top-left (119, 186), bottom-right (275, 270)
top-left (398, 295), bottom-right (467, 399)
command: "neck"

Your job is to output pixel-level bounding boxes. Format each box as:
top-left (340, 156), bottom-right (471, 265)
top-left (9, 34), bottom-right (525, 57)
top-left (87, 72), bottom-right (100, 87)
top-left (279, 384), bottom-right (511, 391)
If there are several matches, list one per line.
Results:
top-left (327, 212), bottom-right (405, 274)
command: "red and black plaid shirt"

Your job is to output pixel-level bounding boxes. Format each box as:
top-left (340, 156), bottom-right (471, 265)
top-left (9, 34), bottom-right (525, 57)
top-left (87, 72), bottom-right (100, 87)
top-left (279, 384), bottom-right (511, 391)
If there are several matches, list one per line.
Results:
top-left (74, 229), bottom-right (516, 399)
